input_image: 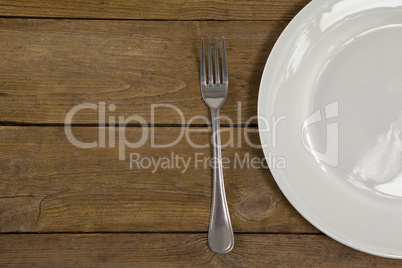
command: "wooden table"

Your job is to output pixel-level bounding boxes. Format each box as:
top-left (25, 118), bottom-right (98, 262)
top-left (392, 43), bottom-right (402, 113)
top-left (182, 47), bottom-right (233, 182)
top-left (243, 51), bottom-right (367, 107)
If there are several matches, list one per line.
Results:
top-left (0, 0), bottom-right (401, 266)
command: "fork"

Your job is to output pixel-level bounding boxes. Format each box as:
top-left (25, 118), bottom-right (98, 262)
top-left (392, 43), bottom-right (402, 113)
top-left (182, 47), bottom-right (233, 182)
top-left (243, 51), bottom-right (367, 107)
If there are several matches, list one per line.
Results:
top-left (200, 37), bottom-right (234, 254)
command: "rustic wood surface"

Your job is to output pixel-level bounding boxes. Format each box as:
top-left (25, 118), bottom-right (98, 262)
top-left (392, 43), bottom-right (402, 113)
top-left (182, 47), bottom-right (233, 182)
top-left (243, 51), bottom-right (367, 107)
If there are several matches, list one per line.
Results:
top-left (0, 0), bottom-right (310, 20)
top-left (0, 19), bottom-right (285, 124)
top-left (0, 0), bottom-right (401, 267)
top-left (1, 234), bottom-right (402, 267)
top-left (0, 126), bottom-right (316, 233)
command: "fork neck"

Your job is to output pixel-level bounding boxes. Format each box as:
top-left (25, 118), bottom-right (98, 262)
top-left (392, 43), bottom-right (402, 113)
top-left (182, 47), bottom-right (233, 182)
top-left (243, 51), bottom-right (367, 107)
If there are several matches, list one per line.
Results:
top-left (210, 108), bottom-right (220, 127)
top-left (210, 108), bottom-right (221, 150)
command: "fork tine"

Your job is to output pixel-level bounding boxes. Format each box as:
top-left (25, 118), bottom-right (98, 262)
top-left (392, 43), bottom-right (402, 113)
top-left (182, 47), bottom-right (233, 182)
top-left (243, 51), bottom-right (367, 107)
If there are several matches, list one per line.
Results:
top-left (221, 37), bottom-right (228, 85)
top-left (200, 38), bottom-right (206, 86)
top-left (208, 37), bottom-right (213, 85)
top-left (214, 37), bottom-right (220, 84)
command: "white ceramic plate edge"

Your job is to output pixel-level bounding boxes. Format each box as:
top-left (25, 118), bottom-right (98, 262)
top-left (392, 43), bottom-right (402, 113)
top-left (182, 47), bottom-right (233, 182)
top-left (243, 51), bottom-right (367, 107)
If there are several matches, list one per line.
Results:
top-left (257, 0), bottom-right (402, 259)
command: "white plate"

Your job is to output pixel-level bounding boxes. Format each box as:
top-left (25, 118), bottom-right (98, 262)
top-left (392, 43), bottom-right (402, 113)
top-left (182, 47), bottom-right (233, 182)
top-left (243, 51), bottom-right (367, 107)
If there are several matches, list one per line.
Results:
top-left (258, 0), bottom-right (402, 258)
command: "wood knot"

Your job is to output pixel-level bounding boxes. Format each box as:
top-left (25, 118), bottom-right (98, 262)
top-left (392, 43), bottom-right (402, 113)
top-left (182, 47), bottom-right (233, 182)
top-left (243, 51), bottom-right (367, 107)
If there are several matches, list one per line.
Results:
top-left (0, 196), bottom-right (40, 232)
top-left (9, 159), bottom-right (28, 178)
top-left (236, 192), bottom-right (274, 222)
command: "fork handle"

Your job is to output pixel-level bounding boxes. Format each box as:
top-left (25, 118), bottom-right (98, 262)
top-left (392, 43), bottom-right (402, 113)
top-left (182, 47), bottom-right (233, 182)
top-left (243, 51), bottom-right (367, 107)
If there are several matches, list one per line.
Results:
top-left (208, 108), bottom-right (234, 254)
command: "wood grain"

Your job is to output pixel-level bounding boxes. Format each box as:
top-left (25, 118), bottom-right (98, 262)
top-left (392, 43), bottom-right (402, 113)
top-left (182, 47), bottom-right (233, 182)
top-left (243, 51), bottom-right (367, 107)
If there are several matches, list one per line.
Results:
top-left (0, 19), bottom-right (285, 124)
top-left (1, 233), bottom-right (401, 267)
top-left (0, 0), bottom-right (393, 265)
top-left (0, 126), bottom-right (316, 233)
top-left (0, 0), bottom-right (310, 21)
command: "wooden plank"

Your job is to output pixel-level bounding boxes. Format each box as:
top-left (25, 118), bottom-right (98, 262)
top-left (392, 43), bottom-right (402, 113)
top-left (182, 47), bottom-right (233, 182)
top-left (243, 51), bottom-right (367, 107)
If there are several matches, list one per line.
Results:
top-left (1, 233), bottom-right (401, 267)
top-left (0, 19), bottom-right (286, 124)
top-left (0, 0), bottom-right (310, 21)
top-left (0, 126), bottom-right (316, 233)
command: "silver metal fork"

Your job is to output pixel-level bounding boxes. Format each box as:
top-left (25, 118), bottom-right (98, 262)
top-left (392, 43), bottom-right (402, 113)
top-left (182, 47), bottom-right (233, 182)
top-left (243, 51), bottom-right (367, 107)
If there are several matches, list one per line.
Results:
top-left (200, 37), bottom-right (234, 254)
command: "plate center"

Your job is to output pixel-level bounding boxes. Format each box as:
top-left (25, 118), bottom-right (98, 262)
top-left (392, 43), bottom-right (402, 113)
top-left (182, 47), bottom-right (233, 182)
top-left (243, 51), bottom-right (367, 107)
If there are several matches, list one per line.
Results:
top-left (311, 26), bottom-right (402, 198)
